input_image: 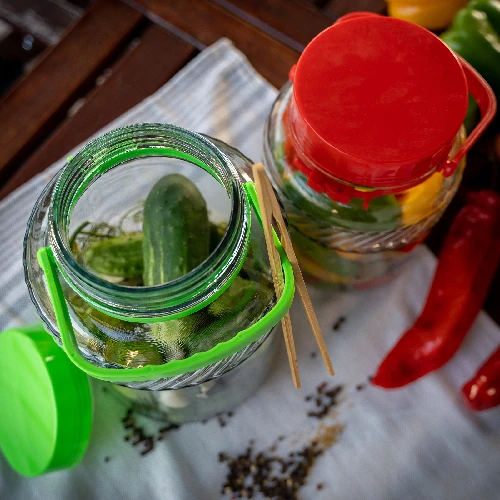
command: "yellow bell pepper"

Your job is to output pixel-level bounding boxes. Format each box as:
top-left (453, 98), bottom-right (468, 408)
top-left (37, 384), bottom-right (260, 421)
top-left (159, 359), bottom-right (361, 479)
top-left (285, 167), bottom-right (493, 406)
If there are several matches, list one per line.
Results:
top-left (401, 173), bottom-right (444, 225)
top-left (387, 0), bottom-right (468, 30)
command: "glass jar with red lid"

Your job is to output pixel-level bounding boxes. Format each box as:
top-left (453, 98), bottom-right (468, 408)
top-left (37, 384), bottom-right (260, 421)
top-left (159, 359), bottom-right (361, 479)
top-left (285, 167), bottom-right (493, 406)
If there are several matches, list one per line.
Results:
top-left (263, 13), bottom-right (496, 288)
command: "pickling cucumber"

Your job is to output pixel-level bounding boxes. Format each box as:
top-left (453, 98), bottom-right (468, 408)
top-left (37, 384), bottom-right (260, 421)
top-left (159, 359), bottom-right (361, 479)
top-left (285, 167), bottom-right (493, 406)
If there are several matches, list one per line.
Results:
top-left (84, 233), bottom-right (143, 278)
top-left (208, 276), bottom-right (254, 316)
top-left (143, 174), bottom-right (210, 286)
top-left (209, 220), bottom-right (227, 253)
top-left (68, 292), bottom-right (165, 367)
top-left (142, 174), bottom-right (211, 359)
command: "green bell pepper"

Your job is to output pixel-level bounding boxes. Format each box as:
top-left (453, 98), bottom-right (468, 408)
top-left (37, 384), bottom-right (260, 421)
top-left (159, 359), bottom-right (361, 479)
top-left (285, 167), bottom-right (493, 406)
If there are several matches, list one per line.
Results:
top-left (465, 94), bottom-right (480, 134)
top-left (281, 171), bottom-right (402, 232)
top-left (469, 0), bottom-right (500, 30)
top-left (441, 0), bottom-right (500, 98)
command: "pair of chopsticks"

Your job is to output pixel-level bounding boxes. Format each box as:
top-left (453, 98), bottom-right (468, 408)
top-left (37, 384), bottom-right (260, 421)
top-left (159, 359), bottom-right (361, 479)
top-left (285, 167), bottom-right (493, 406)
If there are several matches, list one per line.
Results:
top-left (252, 163), bottom-right (334, 388)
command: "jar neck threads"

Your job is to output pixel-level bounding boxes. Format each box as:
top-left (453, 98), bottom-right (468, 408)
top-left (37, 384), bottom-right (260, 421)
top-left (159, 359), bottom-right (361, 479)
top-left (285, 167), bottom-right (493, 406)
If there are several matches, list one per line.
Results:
top-left (48, 123), bottom-right (250, 320)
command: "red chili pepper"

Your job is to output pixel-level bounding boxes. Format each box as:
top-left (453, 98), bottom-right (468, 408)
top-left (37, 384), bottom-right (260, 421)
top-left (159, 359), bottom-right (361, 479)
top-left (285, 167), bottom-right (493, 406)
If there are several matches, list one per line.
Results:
top-left (462, 345), bottom-right (500, 411)
top-left (399, 231), bottom-right (430, 254)
top-left (282, 108), bottom-right (296, 167)
top-left (372, 190), bottom-right (500, 389)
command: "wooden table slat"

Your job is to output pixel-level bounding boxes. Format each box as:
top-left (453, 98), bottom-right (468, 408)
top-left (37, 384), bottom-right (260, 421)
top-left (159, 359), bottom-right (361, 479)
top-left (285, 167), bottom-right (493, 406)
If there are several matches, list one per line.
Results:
top-left (0, 24), bottom-right (196, 199)
top-left (323, 0), bottom-right (387, 18)
top-left (133, 0), bottom-right (299, 88)
top-left (0, 0), bottom-right (143, 187)
top-left (210, 0), bottom-right (332, 49)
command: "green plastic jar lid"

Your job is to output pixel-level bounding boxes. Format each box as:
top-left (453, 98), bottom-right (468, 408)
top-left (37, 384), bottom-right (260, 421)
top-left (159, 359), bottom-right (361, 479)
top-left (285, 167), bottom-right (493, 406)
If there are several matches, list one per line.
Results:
top-left (0, 324), bottom-right (92, 476)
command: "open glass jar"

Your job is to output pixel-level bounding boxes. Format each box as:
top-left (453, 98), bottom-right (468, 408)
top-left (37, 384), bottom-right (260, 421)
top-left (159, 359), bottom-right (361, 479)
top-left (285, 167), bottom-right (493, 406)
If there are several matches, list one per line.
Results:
top-left (264, 14), bottom-right (496, 289)
top-left (24, 124), bottom-right (294, 423)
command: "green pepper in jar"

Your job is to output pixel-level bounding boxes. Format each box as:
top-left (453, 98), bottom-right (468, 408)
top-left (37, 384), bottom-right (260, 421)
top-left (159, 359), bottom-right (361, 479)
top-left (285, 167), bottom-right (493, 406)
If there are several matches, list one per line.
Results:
top-left (281, 171), bottom-right (402, 232)
top-left (289, 226), bottom-right (360, 282)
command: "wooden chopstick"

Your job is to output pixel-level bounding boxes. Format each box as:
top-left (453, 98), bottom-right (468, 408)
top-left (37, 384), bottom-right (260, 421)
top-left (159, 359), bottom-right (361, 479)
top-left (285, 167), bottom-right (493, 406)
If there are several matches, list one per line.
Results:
top-left (252, 163), bottom-right (335, 379)
top-left (253, 164), bottom-right (301, 388)
top-left (259, 168), bottom-right (334, 376)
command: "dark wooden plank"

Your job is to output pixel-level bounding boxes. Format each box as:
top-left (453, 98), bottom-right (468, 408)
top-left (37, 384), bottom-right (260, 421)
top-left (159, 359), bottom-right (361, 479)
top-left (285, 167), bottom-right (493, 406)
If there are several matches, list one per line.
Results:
top-left (0, 24), bottom-right (196, 200)
top-left (132, 0), bottom-right (299, 88)
top-left (323, 0), bottom-right (386, 18)
top-left (0, 0), bottom-right (143, 187)
top-left (0, 26), bottom-right (47, 96)
top-left (300, 0), bottom-right (329, 8)
top-left (0, 0), bottom-right (83, 45)
top-left (210, 0), bottom-right (332, 49)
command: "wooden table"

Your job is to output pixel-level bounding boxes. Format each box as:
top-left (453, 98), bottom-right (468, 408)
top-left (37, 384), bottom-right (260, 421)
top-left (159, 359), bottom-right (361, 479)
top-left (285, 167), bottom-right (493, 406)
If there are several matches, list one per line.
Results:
top-left (1, 0), bottom-right (499, 323)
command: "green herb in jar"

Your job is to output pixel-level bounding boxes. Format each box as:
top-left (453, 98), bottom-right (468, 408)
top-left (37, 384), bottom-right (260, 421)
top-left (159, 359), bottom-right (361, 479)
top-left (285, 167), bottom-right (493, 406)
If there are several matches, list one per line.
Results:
top-left (83, 233), bottom-right (143, 279)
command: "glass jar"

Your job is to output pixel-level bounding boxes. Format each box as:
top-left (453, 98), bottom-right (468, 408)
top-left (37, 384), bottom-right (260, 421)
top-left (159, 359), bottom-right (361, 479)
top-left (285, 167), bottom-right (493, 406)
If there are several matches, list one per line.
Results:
top-left (263, 14), bottom-right (496, 289)
top-left (24, 123), bottom-right (294, 423)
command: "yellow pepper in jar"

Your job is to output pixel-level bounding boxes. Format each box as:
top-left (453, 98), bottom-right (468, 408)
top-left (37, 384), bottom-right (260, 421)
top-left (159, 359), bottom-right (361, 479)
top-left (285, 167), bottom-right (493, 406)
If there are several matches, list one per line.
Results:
top-left (400, 172), bottom-right (444, 225)
top-left (387, 0), bottom-right (468, 30)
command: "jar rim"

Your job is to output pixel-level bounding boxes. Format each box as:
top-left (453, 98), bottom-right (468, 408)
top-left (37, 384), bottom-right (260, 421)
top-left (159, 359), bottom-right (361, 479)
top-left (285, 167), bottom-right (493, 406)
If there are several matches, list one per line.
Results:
top-left (47, 123), bottom-right (250, 320)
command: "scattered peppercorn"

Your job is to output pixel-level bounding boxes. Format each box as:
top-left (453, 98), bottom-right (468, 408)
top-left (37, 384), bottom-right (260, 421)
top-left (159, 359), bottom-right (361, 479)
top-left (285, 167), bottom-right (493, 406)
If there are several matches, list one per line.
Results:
top-left (217, 411), bottom-right (235, 427)
top-left (332, 316), bottom-right (346, 332)
top-left (311, 352), bottom-right (317, 358)
top-left (306, 384), bottom-right (344, 419)
top-left (121, 408), bottom-right (180, 455)
top-left (317, 382), bottom-right (327, 393)
top-left (220, 422), bottom-right (344, 500)
top-left (120, 405), bottom-right (238, 455)
top-left (220, 441), bottom-right (320, 499)
top-left (159, 423), bottom-right (180, 434)
top-left (356, 384), bottom-right (366, 392)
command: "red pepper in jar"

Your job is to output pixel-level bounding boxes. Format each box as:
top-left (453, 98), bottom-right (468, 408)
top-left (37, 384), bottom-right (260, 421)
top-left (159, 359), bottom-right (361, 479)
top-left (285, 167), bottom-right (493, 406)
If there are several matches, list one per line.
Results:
top-left (372, 190), bottom-right (500, 389)
top-left (462, 345), bottom-right (500, 411)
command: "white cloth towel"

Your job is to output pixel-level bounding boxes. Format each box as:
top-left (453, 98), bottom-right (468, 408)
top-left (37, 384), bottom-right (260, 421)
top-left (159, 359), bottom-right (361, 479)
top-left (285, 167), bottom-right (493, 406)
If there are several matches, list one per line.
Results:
top-left (1, 39), bottom-right (499, 500)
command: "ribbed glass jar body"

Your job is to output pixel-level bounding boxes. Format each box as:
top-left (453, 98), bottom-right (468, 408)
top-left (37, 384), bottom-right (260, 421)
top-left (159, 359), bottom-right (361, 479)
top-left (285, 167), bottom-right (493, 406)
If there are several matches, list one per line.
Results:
top-left (25, 124), bottom-right (279, 422)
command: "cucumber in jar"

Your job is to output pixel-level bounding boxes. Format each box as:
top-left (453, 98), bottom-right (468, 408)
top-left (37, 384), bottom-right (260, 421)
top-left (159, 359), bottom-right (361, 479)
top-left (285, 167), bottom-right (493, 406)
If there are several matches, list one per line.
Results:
top-left (143, 174), bottom-right (210, 285)
top-left (142, 174), bottom-right (211, 360)
top-left (68, 292), bottom-right (165, 367)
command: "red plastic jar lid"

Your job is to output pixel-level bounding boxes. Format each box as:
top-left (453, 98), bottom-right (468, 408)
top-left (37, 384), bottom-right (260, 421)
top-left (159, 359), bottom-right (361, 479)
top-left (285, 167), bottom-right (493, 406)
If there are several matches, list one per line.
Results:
top-left (289, 14), bottom-right (469, 189)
